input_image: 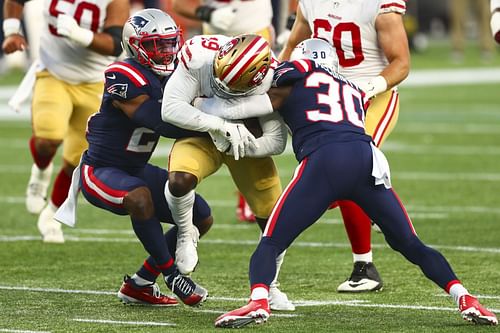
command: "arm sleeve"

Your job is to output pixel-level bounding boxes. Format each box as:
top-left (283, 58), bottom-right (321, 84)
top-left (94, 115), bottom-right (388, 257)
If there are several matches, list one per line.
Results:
top-left (243, 113), bottom-right (288, 158)
top-left (161, 62), bottom-right (225, 132)
top-left (131, 98), bottom-right (205, 139)
top-left (194, 94), bottom-right (274, 120)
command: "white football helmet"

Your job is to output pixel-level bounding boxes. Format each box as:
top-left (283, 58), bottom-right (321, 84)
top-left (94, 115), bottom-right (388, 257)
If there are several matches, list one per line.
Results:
top-left (210, 34), bottom-right (272, 98)
top-left (290, 38), bottom-right (338, 70)
top-left (122, 9), bottom-right (183, 76)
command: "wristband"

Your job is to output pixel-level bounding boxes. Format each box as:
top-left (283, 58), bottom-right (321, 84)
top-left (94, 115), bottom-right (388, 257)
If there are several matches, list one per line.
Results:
top-left (3, 18), bottom-right (21, 37)
top-left (371, 75), bottom-right (388, 96)
top-left (71, 27), bottom-right (94, 47)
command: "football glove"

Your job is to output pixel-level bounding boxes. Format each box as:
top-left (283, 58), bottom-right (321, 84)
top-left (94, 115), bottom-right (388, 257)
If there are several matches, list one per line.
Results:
top-left (211, 120), bottom-right (258, 160)
top-left (56, 14), bottom-right (94, 47)
top-left (196, 5), bottom-right (236, 31)
top-left (357, 75), bottom-right (387, 100)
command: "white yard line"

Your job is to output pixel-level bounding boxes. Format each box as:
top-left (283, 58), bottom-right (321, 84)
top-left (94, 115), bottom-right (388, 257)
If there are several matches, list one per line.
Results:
top-left (0, 284), bottom-right (498, 313)
top-left (72, 318), bottom-right (175, 327)
top-left (0, 235), bottom-right (499, 254)
top-left (0, 330), bottom-right (51, 333)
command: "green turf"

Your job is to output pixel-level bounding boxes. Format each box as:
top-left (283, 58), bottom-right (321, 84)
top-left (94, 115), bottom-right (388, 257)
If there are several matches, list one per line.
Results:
top-left (0, 80), bottom-right (499, 332)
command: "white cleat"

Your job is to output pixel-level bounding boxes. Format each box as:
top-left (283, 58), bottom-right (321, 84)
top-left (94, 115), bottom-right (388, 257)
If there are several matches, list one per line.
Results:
top-left (37, 203), bottom-right (64, 243)
top-left (269, 283), bottom-right (295, 311)
top-left (175, 226), bottom-right (199, 274)
top-left (26, 163), bottom-right (53, 214)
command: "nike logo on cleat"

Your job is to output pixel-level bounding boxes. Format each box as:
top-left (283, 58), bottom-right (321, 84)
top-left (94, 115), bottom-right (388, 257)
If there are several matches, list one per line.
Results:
top-left (348, 281), bottom-right (368, 288)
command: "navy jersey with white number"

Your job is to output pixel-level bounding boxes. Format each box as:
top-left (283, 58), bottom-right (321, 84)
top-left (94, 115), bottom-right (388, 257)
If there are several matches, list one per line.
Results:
top-left (273, 60), bottom-right (372, 161)
top-left (83, 59), bottom-right (194, 173)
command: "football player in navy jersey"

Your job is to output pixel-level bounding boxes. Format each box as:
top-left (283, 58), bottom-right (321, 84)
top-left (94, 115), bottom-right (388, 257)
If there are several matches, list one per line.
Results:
top-left (214, 39), bottom-right (498, 328)
top-left (55, 9), bottom-right (210, 307)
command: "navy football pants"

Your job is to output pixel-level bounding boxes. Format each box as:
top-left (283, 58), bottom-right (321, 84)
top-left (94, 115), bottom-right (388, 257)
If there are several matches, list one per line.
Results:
top-left (250, 141), bottom-right (458, 291)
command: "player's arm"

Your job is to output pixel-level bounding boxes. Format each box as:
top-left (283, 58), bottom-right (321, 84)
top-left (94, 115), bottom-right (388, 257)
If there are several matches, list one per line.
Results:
top-left (278, 6), bottom-right (311, 61)
top-left (243, 113), bottom-right (288, 157)
top-left (194, 94), bottom-right (274, 120)
top-left (113, 94), bottom-right (203, 139)
top-left (2, 0), bottom-right (28, 54)
top-left (375, 12), bottom-right (410, 90)
top-left (161, 61), bottom-right (230, 132)
top-left (56, 0), bottom-right (129, 56)
top-left (171, 0), bottom-right (236, 31)
top-left (491, 0), bottom-right (500, 43)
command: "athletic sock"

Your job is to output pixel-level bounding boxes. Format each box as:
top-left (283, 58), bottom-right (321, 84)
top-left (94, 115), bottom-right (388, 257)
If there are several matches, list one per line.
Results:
top-left (50, 168), bottom-right (72, 207)
top-left (29, 136), bottom-right (55, 170)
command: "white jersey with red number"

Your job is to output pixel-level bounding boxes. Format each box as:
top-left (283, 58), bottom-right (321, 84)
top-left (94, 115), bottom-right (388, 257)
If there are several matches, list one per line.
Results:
top-left (299, 0), bottom-right (406, 86)
top-left (39, 0), bottom-right (115, 84)
top-left (202, 0), bottom-right (273, 36)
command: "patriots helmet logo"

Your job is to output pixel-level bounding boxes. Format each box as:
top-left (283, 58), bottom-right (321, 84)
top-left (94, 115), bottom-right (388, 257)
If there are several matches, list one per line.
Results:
top-left (129, 15), bottom-right (149, 34)
top-left (107, 83), bottom-right (128, 99)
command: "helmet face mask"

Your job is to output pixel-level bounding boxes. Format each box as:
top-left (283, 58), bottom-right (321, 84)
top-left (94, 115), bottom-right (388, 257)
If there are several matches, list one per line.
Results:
top-left (123, 9), bottom-right (183, 76)
top-left (211, 34), bottom-right (272, 98)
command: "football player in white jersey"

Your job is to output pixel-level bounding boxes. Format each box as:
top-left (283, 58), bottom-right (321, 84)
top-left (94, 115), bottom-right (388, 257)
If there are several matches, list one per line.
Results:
top-left (171, 0), bottom-right (277, 224)
top-left (160, 34), bottom-right (295, 311)
top-left (278, 0), bottom-right (410, 293)
top-left (492, 0), bottom-right (500, 43)
top-left (2, 0), bottom-right (129, 243)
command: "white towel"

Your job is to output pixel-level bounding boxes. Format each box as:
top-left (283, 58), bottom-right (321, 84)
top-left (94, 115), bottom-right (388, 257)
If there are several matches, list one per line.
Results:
top-left (370, 142), bottom-right (392, 189)
top-left (54, 164), bottom-right (81, 227)
top-left (8, 59), bottom-right (40, 113)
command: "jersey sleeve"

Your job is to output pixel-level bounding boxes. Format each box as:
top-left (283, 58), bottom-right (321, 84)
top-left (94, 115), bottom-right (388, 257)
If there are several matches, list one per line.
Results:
top-left (378, 0), bottom-right (406, 15)
top-left (178, 35), bottom-right (229, 71)
top-left (103, 62), bottom-right (150, 101)
top-left (272, 60), bottom-right (312, 87)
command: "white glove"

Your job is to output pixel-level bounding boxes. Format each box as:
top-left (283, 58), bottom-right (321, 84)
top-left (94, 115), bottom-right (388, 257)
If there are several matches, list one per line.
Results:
top-left (208, 130), bottom-right (231, 153)
top-left (276, 29), bottom-right (291, 48)
top-left (56, 14), bottom-right (94, 47)
top-left (210, 6), bottom-right (237, 31)
top-left (211, 120), bottom-right (258, 160)
top-left (357, 75), bottom-right (387, 100)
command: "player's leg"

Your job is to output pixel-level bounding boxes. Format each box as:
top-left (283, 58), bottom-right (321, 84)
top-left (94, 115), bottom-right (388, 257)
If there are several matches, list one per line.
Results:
top-left (352, 156), bottom-right (497, 325)
top-left (225, 155), bottom-right (296, 311)
top-left (337, 90), bottom-right (399, 292)
top-left (37, 80), bottom-right (102, 243)
top-left (166, 137), bottom-right (222, 274)
top-left (27, 71), bottom-right (69, 216)
top-left (216, 157), bottom-right (336, 328)
top-left (80, 164), bottom-right (207, 306)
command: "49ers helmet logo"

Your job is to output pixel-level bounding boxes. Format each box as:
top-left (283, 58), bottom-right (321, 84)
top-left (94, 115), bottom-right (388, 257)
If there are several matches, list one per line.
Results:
top-left (250, 65), bottom-right (269, 87)
top-left (218, 38), bottom-right (238, 60)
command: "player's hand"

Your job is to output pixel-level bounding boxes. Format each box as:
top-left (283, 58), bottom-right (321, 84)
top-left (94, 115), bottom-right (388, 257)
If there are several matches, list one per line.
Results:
top-left (210, 6), bottom-right (237, 31)
top-left (491, 12), bottom-right (500, 44)
top-left (209, 130), bottom-right (231, 153)
top-left (217, 120), bottom-right (258, 160)
top-left (2, 35), bottom-right (28, 54)
top-left (56, 14), bottom-right (94, 47)
top-left (357, 75), bottom-right (387, 100)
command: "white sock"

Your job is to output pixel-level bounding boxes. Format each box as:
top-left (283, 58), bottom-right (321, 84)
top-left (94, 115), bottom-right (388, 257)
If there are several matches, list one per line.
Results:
top-left (131, 274), bottom-right (154, 286)
top-left (449, 283), bottom-right (469, 306)
top-left (164, 181), bottom-right (195, 233)
top-left (251, 287), bottom-right (269, 301)
top-left (353, 251), bottom-right (372, 263)
top-left (270, 250), bottom-right (286, 288)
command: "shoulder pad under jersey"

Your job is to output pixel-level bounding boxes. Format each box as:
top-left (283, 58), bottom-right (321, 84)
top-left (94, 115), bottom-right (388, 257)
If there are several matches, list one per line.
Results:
top-left (104, 61), bottom-right (150, 100)
top-left (178, 35), bottom-right (231, 71)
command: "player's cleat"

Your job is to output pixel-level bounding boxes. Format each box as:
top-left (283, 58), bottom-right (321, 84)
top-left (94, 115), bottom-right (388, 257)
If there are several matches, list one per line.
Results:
top-left (215, 299), bottom-right (270, 328)
top-left (117, 275), bottom-right (178, 306)
top-left (37, 203), bottom-right (64, 243)
top-left (175, 226), bottom-right (200, 274)
top-left (26, 163), bottom-right (53, 214)
top-left (165, 270), bottom-right (208, 306)
top-left (236, 193), bottom-right (256, 222)
top-left (459, 294), bottom-right (498, 325)
top-left (268, 283), bottom-right (295, 311)
top-left (337, 261), bottom-right (383, 293)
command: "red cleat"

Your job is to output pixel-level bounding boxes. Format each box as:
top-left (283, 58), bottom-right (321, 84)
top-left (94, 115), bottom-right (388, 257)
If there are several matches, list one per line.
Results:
top-left (236, 193), bottom-right (256, 222)
top-left (459, 295), bottom-right (498, 325)
top-left (165, 271), bottom-right (208, 306)
top-left (117, 275), bottom-right (178, 306)
top-left (215, 299), bottom-right (270, 328)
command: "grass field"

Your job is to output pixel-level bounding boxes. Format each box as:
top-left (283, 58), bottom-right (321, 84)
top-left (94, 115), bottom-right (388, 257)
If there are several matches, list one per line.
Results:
top-left (1, 49), bottom-right (500, 331)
